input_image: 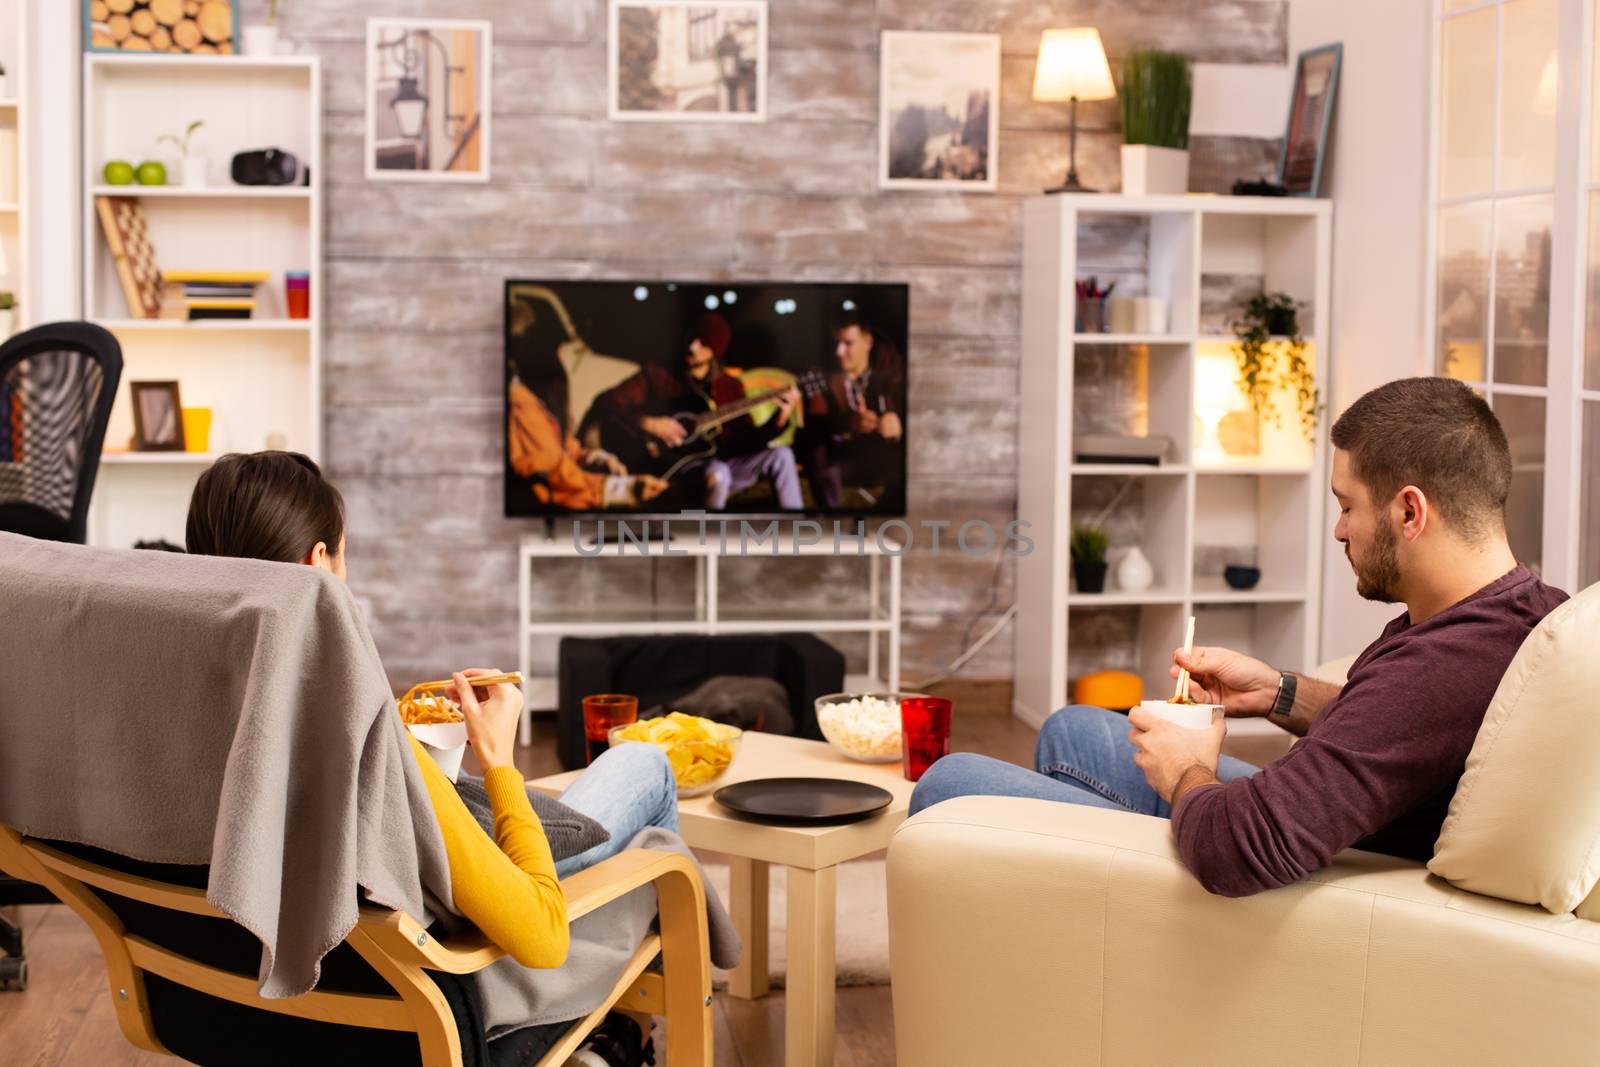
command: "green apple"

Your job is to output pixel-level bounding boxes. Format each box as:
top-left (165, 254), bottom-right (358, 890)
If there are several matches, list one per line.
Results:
top-left (102, 160), bottom-right (135, 185)
top-left (135, 160), bottom-right (167, 186)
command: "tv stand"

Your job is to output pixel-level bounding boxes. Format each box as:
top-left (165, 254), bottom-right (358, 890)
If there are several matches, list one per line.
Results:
top-left (515, 526), bottom-right (903, 745)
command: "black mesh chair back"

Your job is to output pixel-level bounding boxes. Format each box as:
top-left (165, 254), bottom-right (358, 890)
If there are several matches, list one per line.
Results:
top-left (0, 322), bottom-right (123, 545)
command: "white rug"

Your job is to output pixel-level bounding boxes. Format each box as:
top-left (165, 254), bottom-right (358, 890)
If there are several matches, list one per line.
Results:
top-left (701, 851), bottom-right (891, 989)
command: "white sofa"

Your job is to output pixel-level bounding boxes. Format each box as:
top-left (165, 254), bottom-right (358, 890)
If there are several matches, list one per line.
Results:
top-left (888, 585), bottom-right (1600, 1065)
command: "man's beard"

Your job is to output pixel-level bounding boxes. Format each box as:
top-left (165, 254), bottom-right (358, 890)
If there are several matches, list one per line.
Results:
top-left (1349, 519), bottom-right (1402, 603)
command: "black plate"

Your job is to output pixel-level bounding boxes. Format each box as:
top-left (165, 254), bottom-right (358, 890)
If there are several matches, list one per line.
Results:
top-left (713, 777), bottom-right (894, 824)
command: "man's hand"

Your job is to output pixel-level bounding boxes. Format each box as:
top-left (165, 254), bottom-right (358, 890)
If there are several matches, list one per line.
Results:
top-left (1127, 705), bottom-right (1226, 804)
top-left (638, 475), bottom-right (669, 501)
top-left (773, 386), bottom-right (800, 428)
top-left (640, 415), bottom-right (687, 447)
top-left (584, 448), bottom-right (628, 477)
top-left (1169, 645), bottom-right (1280, 717)
top-left (879, 411), bottom-right (903, 440)
top-left (452, 668), bottom-right (523, 773)
top-left (851, 396), bottom-right (880, 435)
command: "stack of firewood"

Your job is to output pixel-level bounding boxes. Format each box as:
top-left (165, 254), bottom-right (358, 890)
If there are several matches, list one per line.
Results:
top-left (89, 0), bottom-right (236, 54)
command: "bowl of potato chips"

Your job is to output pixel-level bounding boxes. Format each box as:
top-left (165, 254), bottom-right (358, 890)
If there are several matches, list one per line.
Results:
top-left (610, 712), bottom-right (743, 797)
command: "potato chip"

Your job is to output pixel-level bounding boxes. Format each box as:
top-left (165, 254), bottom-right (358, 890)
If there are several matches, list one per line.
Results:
top-left (609, 711), bottom-right (740, 792)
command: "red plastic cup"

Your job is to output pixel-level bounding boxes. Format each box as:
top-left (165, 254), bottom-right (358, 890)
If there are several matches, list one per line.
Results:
top-left (582, 694), bottom-right (638, 765)
top-left (900, 695), bottom-right (953, 782)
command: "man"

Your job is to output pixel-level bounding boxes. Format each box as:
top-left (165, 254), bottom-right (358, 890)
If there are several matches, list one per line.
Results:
top-left (592, 311), bottom-right (803, 511)
top-left (911, 377), bottom-right (1567, 896)
top-left (802, 313), bottom-right (906, 511)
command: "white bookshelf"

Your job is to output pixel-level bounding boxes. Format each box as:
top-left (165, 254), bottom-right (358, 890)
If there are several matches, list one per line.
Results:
top-left (0, 1), bottom-right (27, 336)
top-left (1014, 193), bottom-right (1333, 727)
top-left (82, 53), bottom-right (323, 548)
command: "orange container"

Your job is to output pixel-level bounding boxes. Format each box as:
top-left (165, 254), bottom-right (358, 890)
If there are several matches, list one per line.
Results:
top-left (181, 407), bottom-right (212, 453)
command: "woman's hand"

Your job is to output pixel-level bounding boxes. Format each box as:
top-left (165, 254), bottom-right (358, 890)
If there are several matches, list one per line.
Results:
top-left (1169, 646), bottom-right (1279, 717)
top-left (451, 668), bottom-right (523, 772)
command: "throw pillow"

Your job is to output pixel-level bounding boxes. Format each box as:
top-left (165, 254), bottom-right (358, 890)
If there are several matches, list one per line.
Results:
top-left (454, 773), bottom-right (609, 862)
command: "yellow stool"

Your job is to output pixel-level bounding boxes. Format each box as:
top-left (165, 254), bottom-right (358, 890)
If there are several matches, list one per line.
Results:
top-left (1073, 670), bottom-right (1143, 710)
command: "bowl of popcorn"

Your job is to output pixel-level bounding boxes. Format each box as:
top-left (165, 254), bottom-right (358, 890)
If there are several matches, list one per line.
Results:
top-left (610, 712), bottom-right (743, 797)
top-left (815, 692), bottom-right (920, 763)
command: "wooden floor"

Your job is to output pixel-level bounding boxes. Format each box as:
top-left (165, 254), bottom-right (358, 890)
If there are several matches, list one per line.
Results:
top-left (0, 685), bottom-right (1037, 1066)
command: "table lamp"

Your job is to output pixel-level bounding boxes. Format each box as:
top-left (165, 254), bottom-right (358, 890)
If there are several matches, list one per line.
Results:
top-left (1033, 28), bottom-right (1117, 193)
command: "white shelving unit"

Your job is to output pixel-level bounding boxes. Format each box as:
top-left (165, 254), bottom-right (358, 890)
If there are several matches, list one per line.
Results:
top-left (517, 532), bottom-right (904, 745)
top-left (1014, 193), bottom-right (1333, 727)
top-left (82, 53), bottom-right (322, 548)
top-left (0, 0), bottom-right (27, 336)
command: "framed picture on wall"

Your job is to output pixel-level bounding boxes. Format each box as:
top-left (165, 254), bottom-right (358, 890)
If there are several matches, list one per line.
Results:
top-left (879, 31), bottom-right (1000, 192)
top-left (130, 381), bottom-right (185, 452)
top-left (85, 0), bottom-right (241, 54)
top-left (609, 0), bottom-right (768, 122)
top-left (365, 17), bottom-right (493, 182)
top-left (1279, 43), bottom-right (1342, 197)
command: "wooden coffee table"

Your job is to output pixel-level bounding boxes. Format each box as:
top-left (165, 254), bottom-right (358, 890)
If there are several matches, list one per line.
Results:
top-left (529, 731), bottom-right (914, 1067)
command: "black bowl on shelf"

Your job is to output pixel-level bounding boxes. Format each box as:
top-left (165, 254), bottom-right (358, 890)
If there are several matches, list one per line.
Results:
top-left (1223, 565), bottom-right (1262, 590)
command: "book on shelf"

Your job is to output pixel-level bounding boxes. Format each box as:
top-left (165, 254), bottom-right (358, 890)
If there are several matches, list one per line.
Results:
top-left (161, 270), bottom-right (271, 285)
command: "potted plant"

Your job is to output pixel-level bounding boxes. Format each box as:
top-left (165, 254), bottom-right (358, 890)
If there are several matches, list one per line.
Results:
top-left (242, 0), bottom-right (281, 57)
top-left (1119, 49), bottom-right (1192, 195)
top-left (1230, 291), bottom-right (1322, 444)
top-left (160, 121), bottom-right (206, 189)
top-left (0, 292), bottom-right (15, 338)
top-left (1071, 524), bottom-right (1110, 594)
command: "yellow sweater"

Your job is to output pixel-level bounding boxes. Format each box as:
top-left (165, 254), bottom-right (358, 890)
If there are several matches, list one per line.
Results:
top-left (407, 735), bottom-right (569, 968)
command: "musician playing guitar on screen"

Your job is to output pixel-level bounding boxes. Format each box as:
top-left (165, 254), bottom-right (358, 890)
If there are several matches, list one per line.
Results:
top-left (590, 312), bottom-right (809, 511)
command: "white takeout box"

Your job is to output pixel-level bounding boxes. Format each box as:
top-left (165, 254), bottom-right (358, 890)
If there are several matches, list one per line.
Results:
top-left (408, 722), bottom-right (468, 782)
top-left (1138, 700), bottom-right (1224, 730)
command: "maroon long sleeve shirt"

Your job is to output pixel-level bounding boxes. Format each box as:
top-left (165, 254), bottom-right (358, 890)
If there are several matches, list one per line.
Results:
top-left (1172, 565), bottom-right (1567, 896)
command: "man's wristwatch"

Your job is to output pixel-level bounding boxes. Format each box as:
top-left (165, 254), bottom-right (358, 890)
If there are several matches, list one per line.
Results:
top-left (1269, 671), bottom-right (1297, 721)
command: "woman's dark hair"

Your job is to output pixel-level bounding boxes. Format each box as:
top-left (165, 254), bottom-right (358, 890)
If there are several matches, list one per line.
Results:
top-left (186, 451), bottom-right (345, 564)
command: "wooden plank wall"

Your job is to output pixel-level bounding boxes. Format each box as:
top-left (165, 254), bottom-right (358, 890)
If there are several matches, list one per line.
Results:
top-left (235, 0), bottom-right (1288, 688)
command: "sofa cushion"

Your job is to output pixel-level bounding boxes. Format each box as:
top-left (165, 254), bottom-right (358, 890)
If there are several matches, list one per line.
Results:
top-left (1429, 581), bottom-right (1600, 914)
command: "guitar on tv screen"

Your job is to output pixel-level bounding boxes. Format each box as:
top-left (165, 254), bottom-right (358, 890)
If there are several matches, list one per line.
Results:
top-left (504, 280), bottom-right (910, 518)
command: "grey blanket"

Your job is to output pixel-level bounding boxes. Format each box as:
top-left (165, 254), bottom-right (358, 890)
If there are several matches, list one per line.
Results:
top-left (0, 532), bottom-right (455, 998)
top-left (0, 533), bottom-right (739, 1029)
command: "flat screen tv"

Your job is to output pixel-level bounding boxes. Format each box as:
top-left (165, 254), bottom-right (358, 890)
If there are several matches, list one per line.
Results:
top-left (504, 280), bottom-right (909, 519)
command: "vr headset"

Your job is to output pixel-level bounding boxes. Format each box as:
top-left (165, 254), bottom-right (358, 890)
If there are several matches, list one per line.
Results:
top-left (230, 148), bottom-right (307, 186)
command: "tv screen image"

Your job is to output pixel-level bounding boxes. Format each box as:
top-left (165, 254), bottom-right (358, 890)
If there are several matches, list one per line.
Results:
top-left (505, 280), bottom-right (909, 518)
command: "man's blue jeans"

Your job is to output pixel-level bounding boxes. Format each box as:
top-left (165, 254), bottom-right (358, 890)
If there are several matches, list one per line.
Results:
top-left (552, 741), bottom-right (682, 878)
top-left (909, 704), bottom-right (1259, 819)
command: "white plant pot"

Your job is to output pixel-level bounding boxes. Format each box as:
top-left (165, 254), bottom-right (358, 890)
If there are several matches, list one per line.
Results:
top-left (182, 152), bottom-right (208, 188)
top-left (1120, 144), bottom-right (1190, 196)
top-left (0, 309), bottom-right (13, 339)
top-left (241, 24), bottom-right (279, 56)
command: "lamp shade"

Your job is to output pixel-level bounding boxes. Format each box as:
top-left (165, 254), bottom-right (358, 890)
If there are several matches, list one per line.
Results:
top-left (1033, 28), bottom-right (1116, 103)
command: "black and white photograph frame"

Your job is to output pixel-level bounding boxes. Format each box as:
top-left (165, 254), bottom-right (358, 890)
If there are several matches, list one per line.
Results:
top-left (879, 31), bottom-right (1000, 192)
top-left (130, 380), bottom-right (185, 452)
top-left (365, 17), bottom-right (493, 182)
top-left (608, 0), bottom-right (768, 123)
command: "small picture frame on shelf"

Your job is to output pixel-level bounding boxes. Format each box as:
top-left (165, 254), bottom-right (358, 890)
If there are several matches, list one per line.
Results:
top-left (608, 0), bottom-right (768, 123)
top-left (84, 0), bottom-right (242, 55)
top-left (1278, 43), bottom-right (1342, 198)
top-left (131, 380), bottom-right (185, 451)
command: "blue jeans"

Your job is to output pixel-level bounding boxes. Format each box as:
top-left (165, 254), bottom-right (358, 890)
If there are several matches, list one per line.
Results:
top-left (552, 741), bottom-right (681, 878)
top-left (703, 445), bottom-right (803, 510)
top-left (909, 704), bottom-right (1259, 819)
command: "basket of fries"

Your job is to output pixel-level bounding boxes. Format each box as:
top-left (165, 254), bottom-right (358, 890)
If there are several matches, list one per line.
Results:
top-left (609, 712), bottom-right (743, 797)
top-left (398, 691), bottom-right (468, 781)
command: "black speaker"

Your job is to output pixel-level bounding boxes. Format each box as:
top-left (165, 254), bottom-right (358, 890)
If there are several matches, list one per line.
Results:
top-left (230, 148), bottom-right (304, 186)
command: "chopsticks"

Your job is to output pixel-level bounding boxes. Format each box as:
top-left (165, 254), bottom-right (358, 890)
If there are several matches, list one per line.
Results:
top-left (405, 671), bottom-right (524, 700)
top-left (1172, 615), bottom-right (1197, 702)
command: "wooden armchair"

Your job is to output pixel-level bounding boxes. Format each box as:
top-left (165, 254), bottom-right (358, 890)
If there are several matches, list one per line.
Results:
top-left (0, 826), bottom-right (712, 1066)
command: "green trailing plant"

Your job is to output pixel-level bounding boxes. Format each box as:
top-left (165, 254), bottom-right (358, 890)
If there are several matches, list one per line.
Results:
top-left (1070, 524), bottom-right (1110, 565)
top-left (267, 0), bottom-right (280, 25)
top-left (1119, 50), bottom-right (1192, 149)
top-left (1230, 291), bottom-right (1323, 443)
top-left (0, 292), bottom-right (14, 311)
top-left (159, 120), bottom-right (204, 157)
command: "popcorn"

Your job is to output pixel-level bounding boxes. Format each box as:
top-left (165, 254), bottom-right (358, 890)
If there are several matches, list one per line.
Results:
top-left (817, 695), bottom-right (903, 760)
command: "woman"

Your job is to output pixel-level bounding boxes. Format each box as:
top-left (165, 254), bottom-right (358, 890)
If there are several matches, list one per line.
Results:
top-left (184, 450), bottom-right (680, 970)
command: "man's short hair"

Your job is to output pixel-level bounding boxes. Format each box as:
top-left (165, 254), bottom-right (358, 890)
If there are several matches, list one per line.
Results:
top-left (1329, 377), bottom-right (1511, 540)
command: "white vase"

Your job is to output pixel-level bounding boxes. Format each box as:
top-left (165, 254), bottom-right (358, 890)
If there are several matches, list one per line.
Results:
top-left (1115, 545), bottom-right (1155, 593)
top-left (241, 24), bottom-right (279, 56)
top-left (1120, 144), bottom-right (1190, 196)
top-left (182, 152), bottom-right (207, 188)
